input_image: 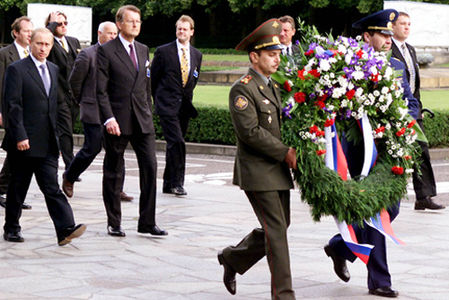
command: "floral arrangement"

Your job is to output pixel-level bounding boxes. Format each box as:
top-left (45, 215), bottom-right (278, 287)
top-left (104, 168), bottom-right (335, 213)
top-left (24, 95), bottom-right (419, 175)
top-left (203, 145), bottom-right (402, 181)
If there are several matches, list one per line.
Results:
top-left (272, 21), bottom-right (422, 224)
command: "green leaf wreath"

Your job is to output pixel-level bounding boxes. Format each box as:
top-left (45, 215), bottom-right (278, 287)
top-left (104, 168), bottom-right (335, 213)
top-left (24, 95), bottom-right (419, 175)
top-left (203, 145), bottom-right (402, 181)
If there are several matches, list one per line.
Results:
top-left (273, 20), bottom-right (422, 224)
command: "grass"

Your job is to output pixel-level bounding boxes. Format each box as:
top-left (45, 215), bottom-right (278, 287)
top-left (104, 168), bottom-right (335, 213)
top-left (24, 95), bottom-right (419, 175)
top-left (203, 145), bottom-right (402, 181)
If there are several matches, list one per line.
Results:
top-left (201, 66), bottom-right (239, 72)
top-left (202, 54), bottom-right (248, 62)
top-left (194, 85), bottom-right (449, 111)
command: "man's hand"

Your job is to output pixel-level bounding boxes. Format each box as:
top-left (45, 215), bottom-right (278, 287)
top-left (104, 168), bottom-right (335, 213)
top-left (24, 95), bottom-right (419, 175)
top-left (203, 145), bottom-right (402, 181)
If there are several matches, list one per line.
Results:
top-left (48, 11), bottom-right (60, 23)
top-left (105, 119), bottom-right (121, 136)
top-left (284, 147), bottom-right (297, 170)
top-left (17, 139), bottom-right (30, 151)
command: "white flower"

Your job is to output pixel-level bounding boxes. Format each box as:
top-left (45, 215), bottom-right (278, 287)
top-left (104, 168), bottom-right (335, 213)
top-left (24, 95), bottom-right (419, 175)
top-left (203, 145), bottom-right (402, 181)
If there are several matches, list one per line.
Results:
top-left (355, 87), bottom-right (363, 97)
top-left (385, 123), bottom-right (391, 130)
top-left (338, 44), bottom-right (346, 53)
top-left (381, 86), bottom-right (389, 94)
top-left (373, 90), bottom-right (380, 97)
top-left (341, 99), bottom-right (348, 107)
top-left (406, 169), bottom-right (414, 174)
top-left (330, 73), bottom-right (335, 79)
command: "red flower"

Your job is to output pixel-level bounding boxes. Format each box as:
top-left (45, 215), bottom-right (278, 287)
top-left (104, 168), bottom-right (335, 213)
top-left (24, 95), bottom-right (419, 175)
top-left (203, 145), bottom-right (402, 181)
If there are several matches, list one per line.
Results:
top-left (396, 128), bottom-right (406, 137)
top-left (309, 69), bottom-right (321, 78)
top-left (371, 73), bottom-right (379, 82)
top-left (324, 118), bottom-right (335, 127)
top-left (283, 80), bottom-right (292, 92)
top-left (346, 89), bottom-right (355, 100)
top-left (294, 92), bottom-right (306, 103)
top-left (309, 125), bottom-right (319, 134)
top-left (375, 126), bottom-right (385, 134)
top-left (407, 119), bottom-right (416, 128)
top-left (316, 149), bottom-right (326, 156)
top-left (315, 101), bottom-right (325, 109)
top-left (305, 49), bottom-right (314, 56)
top-left (356, 49), bottom-right (364, 58)
top-left (297, 69), bottom-right (305, 80)
top-left (317, 94), bottom-right (327, 102)
top-left (403, 155), bottom-right (412, 160)
top-left (391, 166), bottom-right (404, 175)
top-left (316, 130), bottom-right (325, 137)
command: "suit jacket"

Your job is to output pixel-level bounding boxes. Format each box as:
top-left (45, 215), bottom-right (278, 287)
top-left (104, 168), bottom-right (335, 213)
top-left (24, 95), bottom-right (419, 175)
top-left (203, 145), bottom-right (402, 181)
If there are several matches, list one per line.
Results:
top-left (151, 40), bottom-right (202, 117)
top-left (229, 68), bottom-right (293, 191)
top-left (0, 43), bottom-right (20, 114)
top-left (1, 56), bottom-right (59, 157)
top-left (391, 42), bottom-right (422, 118)
top-left (390, 57), bottom-right (420, 120)
top-left (97, 37), bottom-right (154, 135)
top-left (46, 23), bottom-right (81, 103)
top-left (69, 43), bottom-right (101, 124)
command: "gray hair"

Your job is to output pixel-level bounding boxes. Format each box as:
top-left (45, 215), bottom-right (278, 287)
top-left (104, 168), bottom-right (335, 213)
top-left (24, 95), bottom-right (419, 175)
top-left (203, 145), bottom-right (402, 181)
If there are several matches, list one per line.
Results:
top-left (98, 21), bottom-right (116, 33)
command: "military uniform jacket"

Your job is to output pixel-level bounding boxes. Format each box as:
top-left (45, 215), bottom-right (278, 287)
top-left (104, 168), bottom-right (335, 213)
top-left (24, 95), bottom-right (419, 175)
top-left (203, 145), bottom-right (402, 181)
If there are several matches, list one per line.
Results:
top-left (229, 68), bottom-right (293, 191)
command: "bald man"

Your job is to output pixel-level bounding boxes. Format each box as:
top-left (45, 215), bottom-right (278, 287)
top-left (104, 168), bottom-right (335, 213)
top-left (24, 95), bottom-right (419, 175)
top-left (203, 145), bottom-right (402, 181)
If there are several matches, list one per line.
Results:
top-left (63, 22), bottom-right (132, 202)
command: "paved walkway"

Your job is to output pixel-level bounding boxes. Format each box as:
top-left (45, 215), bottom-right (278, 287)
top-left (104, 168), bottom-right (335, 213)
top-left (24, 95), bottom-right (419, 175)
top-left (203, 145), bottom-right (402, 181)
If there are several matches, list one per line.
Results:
top-left (0, 149), bottom-right (448, 299)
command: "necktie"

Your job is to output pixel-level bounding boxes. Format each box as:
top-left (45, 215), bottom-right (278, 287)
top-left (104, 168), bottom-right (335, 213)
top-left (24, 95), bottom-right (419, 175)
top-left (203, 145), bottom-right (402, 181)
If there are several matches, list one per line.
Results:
top-left (23, 49), bottom-right (29, 57)
top-left (129, 44), bottom-right (138, 70)
top-left (401, 43), bottom-right (416, 93)
top-left (61, 39), bottom-right (68, 53)
top-left (181, 47), bottom-right (188, 87)
top-left (39, 64), bottom-right (50, 96)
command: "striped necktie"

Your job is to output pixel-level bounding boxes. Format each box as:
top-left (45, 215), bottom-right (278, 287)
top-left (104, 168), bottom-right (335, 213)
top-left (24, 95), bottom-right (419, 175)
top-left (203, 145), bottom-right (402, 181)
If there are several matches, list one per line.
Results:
top-left (181, 48), bottom-right (188, 87)
top-left (401, 43), bottom-right (416, 94)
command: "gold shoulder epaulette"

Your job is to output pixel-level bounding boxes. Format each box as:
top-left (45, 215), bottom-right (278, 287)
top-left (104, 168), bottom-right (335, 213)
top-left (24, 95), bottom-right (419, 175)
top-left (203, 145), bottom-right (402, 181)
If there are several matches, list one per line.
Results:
top-left (240, 75), bottom-right (252, 85)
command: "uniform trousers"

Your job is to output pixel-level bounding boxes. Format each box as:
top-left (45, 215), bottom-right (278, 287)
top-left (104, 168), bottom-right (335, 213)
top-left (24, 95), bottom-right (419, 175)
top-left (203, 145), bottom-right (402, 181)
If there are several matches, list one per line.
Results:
top-left (328, 203), bottom-right (400, 290)
top-left (222, 190), bottom-right (295, 300)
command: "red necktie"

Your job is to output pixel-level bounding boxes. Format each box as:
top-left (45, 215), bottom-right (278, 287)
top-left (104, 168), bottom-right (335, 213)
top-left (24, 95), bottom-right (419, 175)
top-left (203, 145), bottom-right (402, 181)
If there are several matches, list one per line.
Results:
top-left (129, 44), bottom-right (138, 70)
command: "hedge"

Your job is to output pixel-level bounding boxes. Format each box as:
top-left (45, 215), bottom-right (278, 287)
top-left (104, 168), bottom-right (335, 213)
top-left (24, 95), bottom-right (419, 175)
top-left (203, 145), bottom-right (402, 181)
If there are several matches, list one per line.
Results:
top-left (73, 107), bottom-right (449, 148)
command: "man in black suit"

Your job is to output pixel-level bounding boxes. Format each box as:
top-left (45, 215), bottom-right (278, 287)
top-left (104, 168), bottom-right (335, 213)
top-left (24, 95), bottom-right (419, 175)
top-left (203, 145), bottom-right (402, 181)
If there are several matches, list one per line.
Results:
top-left (279, 15), bottom-right (300, 56)
top-left (63, 21), bottom-right (133, 202)
top-left (45, 11), bottom-right (81, 173)
top-left (151, 15), bottom-right (202, 196)
top-left (97, 5), bottom-right (166, 237)
top-left (392, 12), bottom-right (445, 211)
top-left (2, 28), bottom-right (86, 246)
top-left (0, 16), bottom-right (34, 210)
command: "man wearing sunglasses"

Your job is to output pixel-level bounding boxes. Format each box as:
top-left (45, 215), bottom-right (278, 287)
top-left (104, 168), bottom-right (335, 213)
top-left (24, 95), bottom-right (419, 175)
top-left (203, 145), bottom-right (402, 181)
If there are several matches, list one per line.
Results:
top-left (45, 11), bottom-right (81, 177)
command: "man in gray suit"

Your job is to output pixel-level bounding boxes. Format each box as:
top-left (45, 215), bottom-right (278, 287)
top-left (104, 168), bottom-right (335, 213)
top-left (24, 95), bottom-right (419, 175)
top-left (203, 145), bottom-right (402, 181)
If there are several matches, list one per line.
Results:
top-left (97, 5), bottom-right (166, 237)
top-left (0, 16), bottom-right (34, 209)
top-left (62, 21), bottom-right (133, 202)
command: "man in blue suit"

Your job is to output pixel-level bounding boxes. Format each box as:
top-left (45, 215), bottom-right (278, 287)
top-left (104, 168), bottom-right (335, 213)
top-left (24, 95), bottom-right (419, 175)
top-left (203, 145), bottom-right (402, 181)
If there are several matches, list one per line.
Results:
top-left (323, 9), bottom-right (419, 298)
top-left (2, 28), bottom-right (85, 246)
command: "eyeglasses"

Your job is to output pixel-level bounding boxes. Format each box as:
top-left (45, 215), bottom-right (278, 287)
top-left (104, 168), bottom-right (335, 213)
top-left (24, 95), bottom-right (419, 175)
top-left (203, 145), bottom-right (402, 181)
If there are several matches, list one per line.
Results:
top-left (123, 20), bottom-right (142, 25)
top-left (57, 21), bottom-right (68, 27)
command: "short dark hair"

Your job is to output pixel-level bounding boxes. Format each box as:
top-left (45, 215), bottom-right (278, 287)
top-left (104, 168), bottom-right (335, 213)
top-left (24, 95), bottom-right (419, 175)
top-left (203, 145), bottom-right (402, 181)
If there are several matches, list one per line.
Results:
top-left (394, 11), bottom-right (410, 24)
top-left (116, 5), bottom-right (141, 23)
top-left (45, 11), bottom-right (67, 26)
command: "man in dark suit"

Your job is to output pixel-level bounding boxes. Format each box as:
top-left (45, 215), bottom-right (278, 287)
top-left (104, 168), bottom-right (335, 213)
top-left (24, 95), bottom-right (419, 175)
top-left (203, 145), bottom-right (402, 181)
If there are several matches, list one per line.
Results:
top-left (279, 15), bottom-right (300, 56)
top-left (62, 21), bottom-right (132, 202)
top-left (324, 10), bottom-right (420, 298)
top-left (150, 15), bottom-right (202, 196)
top-left (217, 19), bottom-right (297, 299)
top-left (2, 28), bottom-right (86, 246)
top-left (45, 11), bottom-right (81, 173)
top-left (392, 12), bottom-right (445, 211)
top-left (0, 16), bottom-right (34, 210)
top-left (97, 5), bottom-right (166, 237)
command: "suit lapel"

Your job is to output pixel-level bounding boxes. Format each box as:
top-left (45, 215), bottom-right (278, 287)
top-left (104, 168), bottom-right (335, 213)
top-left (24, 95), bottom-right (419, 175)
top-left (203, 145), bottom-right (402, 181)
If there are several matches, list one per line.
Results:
top-left (391, 43), bottom-right (405, 64)
top-left (135, 42), bottom-right (148, 74)
top-left (170, 41), bottom-right (182, 83)
top-left (48, 63), bottom-right (58, 97)
top-left (24, 57), bottom-right (46, 96)
top-left (8, 44), bottom-right (20, 63)
top-left (113, 39), bottom-right (138, 77)
top-left (66, 37), bottom-right (78, 58)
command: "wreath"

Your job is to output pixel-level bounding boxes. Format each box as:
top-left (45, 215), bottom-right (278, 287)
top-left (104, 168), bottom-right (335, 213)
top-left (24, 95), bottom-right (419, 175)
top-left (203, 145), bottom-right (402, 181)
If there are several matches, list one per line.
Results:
top-left (272, 20), bottom-right (423, 224)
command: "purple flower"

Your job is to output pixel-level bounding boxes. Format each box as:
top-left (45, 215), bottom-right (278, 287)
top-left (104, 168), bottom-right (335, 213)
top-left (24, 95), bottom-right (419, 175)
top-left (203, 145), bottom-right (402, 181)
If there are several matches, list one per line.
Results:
top-left (309, 93), bottom-right (316, 99)
top-left (282, 103), bottom-right (293, 119)
top-left (343, 67), bottom-right (354, 79)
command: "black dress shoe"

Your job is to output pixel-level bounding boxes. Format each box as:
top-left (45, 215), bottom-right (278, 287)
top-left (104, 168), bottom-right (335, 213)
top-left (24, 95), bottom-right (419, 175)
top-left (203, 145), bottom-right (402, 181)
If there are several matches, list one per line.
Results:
top-left (21, 202), bottom-right (32, 210)
top-left (324, 244), bottom-right (350, 282)
top-left (369, 287), bottom-right (399, 297)
top-left (163, 186), bottom-right (187, 196)
top-left (58, 224), bottom-right (86, 246)
top-left (107, 226), bottom-right (126, 237)
top-left (4, 231), bottom-right (25, 243)
top-left (0, 195), bottom-right (5, 208)
top-left (415, 196), bottom-right (445, 210)
top-left (138, 225), bottom-right (168, 236)
top-left (217, 250), bottom-right (236, 295)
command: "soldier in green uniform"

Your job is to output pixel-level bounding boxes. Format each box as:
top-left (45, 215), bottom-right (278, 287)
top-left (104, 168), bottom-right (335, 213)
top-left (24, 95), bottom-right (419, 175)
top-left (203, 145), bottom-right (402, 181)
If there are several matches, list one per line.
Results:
top-left (217, 19), bottom-right (297, 300)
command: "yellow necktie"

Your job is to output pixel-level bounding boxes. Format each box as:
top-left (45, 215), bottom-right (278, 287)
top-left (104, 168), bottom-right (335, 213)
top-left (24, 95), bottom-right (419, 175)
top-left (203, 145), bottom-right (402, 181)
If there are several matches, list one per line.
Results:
top-left (23, 49), bottom-right (29, 57)
top-left (61, 39), bottom-right (68, 52)
top-left (181, 48), bottom-right (188, 87)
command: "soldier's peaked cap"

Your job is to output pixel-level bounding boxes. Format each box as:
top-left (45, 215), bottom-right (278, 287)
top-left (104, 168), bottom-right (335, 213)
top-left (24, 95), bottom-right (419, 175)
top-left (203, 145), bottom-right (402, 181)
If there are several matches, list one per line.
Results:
top-left (352, 9), bottom-right (398, 36)
top-left (235, 18), bottom-right (282, 52)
